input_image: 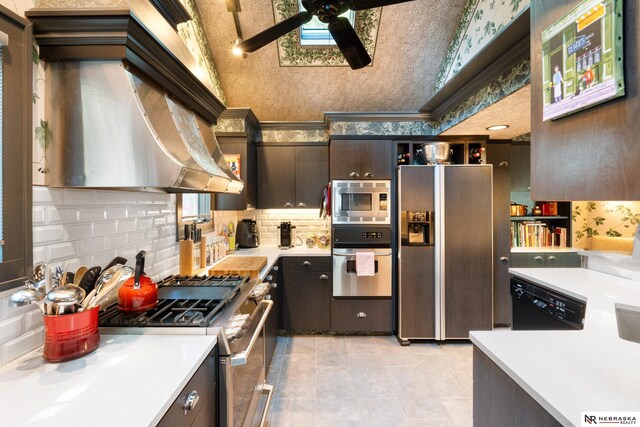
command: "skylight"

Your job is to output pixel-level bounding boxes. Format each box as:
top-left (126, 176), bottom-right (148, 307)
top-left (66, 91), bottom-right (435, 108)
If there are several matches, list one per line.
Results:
top-left (298, 0), bottom-right (356, 46)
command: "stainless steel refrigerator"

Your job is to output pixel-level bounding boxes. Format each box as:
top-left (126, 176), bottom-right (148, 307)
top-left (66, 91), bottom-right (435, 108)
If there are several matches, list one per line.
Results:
top-left (398, 165), bottom-right (493, 342)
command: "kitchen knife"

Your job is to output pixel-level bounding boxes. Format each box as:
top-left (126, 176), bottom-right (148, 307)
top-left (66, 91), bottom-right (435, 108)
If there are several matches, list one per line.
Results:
top-left (78, 266), bottom-right (102, 294)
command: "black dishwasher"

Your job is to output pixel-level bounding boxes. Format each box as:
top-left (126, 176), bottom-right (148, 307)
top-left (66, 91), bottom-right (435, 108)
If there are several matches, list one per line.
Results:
top-left (511, 277), bottom-right (586, 330)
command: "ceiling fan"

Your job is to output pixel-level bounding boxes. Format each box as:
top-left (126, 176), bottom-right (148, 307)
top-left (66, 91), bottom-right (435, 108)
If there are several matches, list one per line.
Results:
top-left (233, 0), bottom-right (416, 70)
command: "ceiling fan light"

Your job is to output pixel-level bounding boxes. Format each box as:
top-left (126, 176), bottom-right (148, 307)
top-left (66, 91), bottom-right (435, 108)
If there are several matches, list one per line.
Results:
top-left (486, 125), bottom-right (509, 131)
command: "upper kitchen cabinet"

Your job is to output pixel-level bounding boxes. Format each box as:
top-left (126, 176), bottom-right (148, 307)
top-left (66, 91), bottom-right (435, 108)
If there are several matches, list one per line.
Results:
top-left (0, 6), bottom-right (33, 292)
top-left (531, 0), bottom-right (640, 200)
top-left (330, 139), bottom-right (393, 180)
top-left (257, 143), bottom-right (328, 209)
top-left (214, 109), bottom-right (259, 211)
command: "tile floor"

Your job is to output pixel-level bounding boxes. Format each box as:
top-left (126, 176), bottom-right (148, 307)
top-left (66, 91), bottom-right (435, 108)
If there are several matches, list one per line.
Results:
top-left (266, 335), bottom-right (473, 427)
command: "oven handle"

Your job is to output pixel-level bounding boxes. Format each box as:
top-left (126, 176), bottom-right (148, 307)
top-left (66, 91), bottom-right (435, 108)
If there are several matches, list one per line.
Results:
top-left (230, 299), bottom-right (273, 367)
top-left (258, 383), bottom-right (274, 427)
top-left (333, 249), bottom-right (392, 256)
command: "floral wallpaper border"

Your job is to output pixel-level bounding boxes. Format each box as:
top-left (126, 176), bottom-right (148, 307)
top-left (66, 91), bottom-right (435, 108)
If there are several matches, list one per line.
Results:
top-left (271, 0), bottom-right (381, 67)
top-left (572, 202), bottom-right (640, 249)
top-left (434, 0), bottom-right (530, 92)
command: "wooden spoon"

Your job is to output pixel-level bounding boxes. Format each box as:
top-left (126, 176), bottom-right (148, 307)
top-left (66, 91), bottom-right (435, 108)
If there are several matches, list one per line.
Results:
top-left (74, 266), bottom-right (88, 286)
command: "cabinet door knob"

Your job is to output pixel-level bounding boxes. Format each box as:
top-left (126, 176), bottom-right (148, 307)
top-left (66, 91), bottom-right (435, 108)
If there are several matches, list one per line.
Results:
top-left (534, 256), bottom-right (544, 262)
top-left (357, 312), bottom-right (367, 318)
top-left (364, 172), bottom-right (373, 178)
top-left (319, 274), bottom-right (329, 280)
top-left (183, 390), bottom-right (200, 414)
top-left (548, 256), bottom-right (557, 262)
top-left (350, 172), bottom-right (360, 178)
top-left (284, 202), bottom-right (293, 208)
top-left (499, 256), bottom-right (509, 264)
top-left (266, 275), bottom-right (273, 281)
top-left (303, 261), bottom-right (312, 267)
top-left (271, 282), bottom-right (278, 288)
top-left (272, 266), bottom-right (279, 271)
top-left (297, 202), bottom-right (307, 208)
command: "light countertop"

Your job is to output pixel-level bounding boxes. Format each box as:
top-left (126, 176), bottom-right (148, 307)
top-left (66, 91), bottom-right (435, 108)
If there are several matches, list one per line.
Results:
top-left (0, 334), bottom-right (216, 427)
top-left (471, 268), bottom-right (640, 426)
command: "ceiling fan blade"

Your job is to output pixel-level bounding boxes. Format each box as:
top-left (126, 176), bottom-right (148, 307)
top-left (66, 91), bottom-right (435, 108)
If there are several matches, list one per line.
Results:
top-left (328, 17), bottom-right (372, 70)
top-left (348, 0), bottom-right (416, 10)
top-left (237, 12), bottom-right (312, 53)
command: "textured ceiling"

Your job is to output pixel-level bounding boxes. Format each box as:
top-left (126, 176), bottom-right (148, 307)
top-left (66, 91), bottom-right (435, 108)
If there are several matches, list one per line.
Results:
top-left (440, 85), bottom-right (531, 140)
top-left (195, 0), bottom-right (466, 121)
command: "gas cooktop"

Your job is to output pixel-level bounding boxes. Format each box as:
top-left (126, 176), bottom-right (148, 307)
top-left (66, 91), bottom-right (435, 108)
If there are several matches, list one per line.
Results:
top-left (98, 274), bottom-right (250, 328)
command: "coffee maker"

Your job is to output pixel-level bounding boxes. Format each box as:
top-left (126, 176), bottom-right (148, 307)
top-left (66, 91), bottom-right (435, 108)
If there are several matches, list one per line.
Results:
top-left (236, 219), bottom-right (259, 248)
top-left (400, 211), bottom-right (434, 246)
top-left (278, 222), bottom-right (297, 249)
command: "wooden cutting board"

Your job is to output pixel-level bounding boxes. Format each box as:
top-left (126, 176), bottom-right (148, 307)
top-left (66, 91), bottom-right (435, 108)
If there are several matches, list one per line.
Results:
top-left (208, 256), bottom-right (268, 279)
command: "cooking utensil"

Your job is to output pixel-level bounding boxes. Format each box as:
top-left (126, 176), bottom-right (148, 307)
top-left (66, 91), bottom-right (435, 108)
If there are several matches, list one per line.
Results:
top-left (89, 267), bottom-right (134, 309)
top-left (78, 289), bottom-right (97, 312)
top-left (74, 266), bottom-right (88, 286)
top-left (419, 142), bottom-right (452, 164)
top-left (45, 285), bottom-right (85, 315)
top-left (86, 266), bottom-right (124, 308)
top-left (33, 264), bottom-right (46, 282)
top-left (78, 266), bottom-right (102, 294)
top-left (104, 256), bottom-right (127, 271)
top-left (10, 288), bottom-right (45, 313)
top-left (118, 250), bottom-right (158, 313)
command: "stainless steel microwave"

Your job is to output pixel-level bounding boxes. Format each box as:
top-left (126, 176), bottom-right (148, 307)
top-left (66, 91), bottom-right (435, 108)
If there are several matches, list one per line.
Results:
top-left (332, 180), bottom-right (391, 225)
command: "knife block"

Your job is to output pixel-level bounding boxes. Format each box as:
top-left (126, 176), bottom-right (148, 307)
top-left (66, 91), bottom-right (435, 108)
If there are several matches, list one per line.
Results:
top-left (179, 240), bottom-right (194, 276)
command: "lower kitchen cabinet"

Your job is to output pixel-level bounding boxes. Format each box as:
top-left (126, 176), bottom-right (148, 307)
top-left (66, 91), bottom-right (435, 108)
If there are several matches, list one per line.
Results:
top-left (330, 298), bottom-right (392, 332)
top-left (281, 257), bottom-right (332, 331)
top-left (264, 261), bottom-right (281, 373)
top-left (511, 252), bottom-right (581, 268)
top-left (158, 346), bottom-right (218, 427)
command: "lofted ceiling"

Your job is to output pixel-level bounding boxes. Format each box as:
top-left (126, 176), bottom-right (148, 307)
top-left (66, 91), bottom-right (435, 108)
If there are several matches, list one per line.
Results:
top-left (195, 0), bottom-right (466, 121)
top-left (440, 85), bottom-right (531, 140)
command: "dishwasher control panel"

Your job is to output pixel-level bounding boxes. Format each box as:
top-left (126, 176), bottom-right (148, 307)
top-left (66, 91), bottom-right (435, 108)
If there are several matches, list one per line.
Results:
top-left (511, 278), bottom-right (586, 329)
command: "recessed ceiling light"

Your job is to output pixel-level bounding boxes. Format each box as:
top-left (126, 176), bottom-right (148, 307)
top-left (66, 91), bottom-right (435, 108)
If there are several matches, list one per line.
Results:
top-left (486, 125), bottom-right (509, 131)
top-left (232, 38), bottom-right (244, 56)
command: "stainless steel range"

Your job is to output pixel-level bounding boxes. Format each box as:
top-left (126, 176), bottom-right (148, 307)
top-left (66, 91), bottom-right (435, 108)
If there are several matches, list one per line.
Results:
top-left (99, 274), bottom-right (274, 427)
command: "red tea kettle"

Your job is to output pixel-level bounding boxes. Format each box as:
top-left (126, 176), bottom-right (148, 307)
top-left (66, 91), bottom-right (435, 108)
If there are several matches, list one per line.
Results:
top-left (118, 250), bottom-right (158, 313)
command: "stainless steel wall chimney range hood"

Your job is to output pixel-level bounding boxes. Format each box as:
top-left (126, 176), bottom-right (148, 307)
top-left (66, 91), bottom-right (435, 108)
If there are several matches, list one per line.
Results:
top-left (28, 1), bottom-right (243, 194)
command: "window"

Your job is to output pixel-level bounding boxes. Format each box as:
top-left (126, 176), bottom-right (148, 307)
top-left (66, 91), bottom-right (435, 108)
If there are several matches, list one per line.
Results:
top-left (298, 0), bottom-right (355, 46)
top-left (176, 193), bottom-right (214, 240)
top-left (0, 6), bottom-right (33, 292)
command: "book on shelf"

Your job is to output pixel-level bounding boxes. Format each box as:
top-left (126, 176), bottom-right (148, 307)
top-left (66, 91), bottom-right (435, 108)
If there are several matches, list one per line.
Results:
top-left (510, 221), bottom-right (567, 248)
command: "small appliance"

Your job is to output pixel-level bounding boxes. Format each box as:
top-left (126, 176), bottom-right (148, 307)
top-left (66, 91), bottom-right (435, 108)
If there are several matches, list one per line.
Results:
top-left (332, 180), bottom-right (390, 225)
top-left (278, 222), bottom-right (297, 249)
top-left (237, 219), bottom-right (259, 248)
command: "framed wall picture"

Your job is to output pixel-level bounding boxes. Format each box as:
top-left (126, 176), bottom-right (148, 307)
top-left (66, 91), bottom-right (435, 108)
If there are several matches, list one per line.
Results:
top-left (541, 0), bottom-right (624, 121)
top-left (224, 154), bottom-right (241, 179)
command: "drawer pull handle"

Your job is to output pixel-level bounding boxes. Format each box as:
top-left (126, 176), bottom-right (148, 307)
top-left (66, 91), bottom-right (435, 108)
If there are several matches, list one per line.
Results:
top-left (297, 202), bottom-right (307, 208)
top-left (534, 256), bottom-right (544, 262)
top-left (266, 275), bottom-right (273, 281)
top-left (350, 172), bottom-right (360, 178)
top-left (271, 282), bottom-right (278, 288)
top-left (183, 390), bottom-right (200, 414)
top-left (548, 256), bottom-right (557, 261)
top-left (272, 266), bottom-right (279, 271)
top-left (357, 312), bottom-right (367, 318)
top-left (303, 261), bottom-right (311, 267)
top-left (284, 202), bottom-right (293, 208)
top-left (319, 274), bottom-right (329, 280)
top-left (364, 172), bottom-right (373, 178)
top-left (499, 256), bottom-right (509, 263)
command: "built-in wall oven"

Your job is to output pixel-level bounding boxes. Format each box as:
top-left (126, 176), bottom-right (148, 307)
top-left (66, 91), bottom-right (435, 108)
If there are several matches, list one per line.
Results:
top-left (332, 227), bottom-right (392, 297)
top-left (332, 180), bottom-right (391, 225)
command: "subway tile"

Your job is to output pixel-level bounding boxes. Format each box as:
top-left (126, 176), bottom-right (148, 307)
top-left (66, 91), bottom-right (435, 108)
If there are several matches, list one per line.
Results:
top-left (32, 206), bottom-right (46, 225)
top-left (106, 207), bottom-right (128, 220)
top-left (127, 231), bottom-right (145, 245)
top-left (33, 225), bottom-right (64, 245)
top-left (63, 189), bottom-right (94, 205)
top-left (92, 250), bottom-right (118, 268)
top-left (146, 207), bottom-right (161, 216)
top-left (153, 216), bottom-right (167, 226)
top-left (117, 219), bottom-right (137, 233)
top-left (46, 242), bottom-right (79, 263)
top-left (118, 191), bottom-right (138, 204)
top-left (93, 220), bottom-right (118, 237)
top-left (79, 207), bottom-right (106, 222)
top-left (152, 193), bottom-right (170, 204)
top-left (79, 237), bottom-right (106, 254)
top-left (33, 246), bottom-right (46, 265)
top-left (1, 327), bottom-right (44, 364)
top-left (93, 190), bottom-right (119, 205)
top-left (145, 228), bottom-right (160, 241)
top-left (106, 234), bottom-right (128, 250)
top-left (33, 186), bottom-right (63, 205)
top-left (1, 295), bottom-right (35, 321)
top-left (137, 217), bottom-right (153, 230)
top-left (63, 223), bottom-right (93, 241)
top-left (46, 207), bottom-right (79, 224)
top-left (0, 315), bottom-right (24, 344)
top-left (24, 309), bottom-right (44, 331)
top-left (128, 207), bottom-right (147, 218)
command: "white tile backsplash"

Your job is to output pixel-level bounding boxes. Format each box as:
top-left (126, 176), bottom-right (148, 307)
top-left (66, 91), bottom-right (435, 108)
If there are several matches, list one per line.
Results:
top-left (238, 209), bottom-right (331, 246)
top-left (0, 186), bottom-right (183, 367)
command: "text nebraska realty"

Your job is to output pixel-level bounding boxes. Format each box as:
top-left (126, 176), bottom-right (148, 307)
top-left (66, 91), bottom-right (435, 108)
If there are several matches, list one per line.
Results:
top-left (585, 414), bottom-right (637, 425)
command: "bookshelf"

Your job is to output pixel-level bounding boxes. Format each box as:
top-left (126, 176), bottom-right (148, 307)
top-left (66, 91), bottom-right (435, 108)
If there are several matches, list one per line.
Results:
top-left (510, 202), bottom-right (572, 250)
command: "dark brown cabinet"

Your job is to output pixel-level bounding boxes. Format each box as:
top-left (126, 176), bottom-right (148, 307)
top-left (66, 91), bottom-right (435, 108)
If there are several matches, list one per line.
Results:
top-left (264, 261), bottom-right (281, 373)
top-left (281, 257), bottom-right (332, 331)
top-left (257, 145), bottom-right (328, 209)
top-left (215, 136), bottom-right (256, 211)
top-left (510, 252), bottom-right (581, 268)
top-left (330, 139), bottom-right (393, 180)
top-left (330, 298), bottom-right (392, 332)
top-left (158, 346), bottom-right (218, 427)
